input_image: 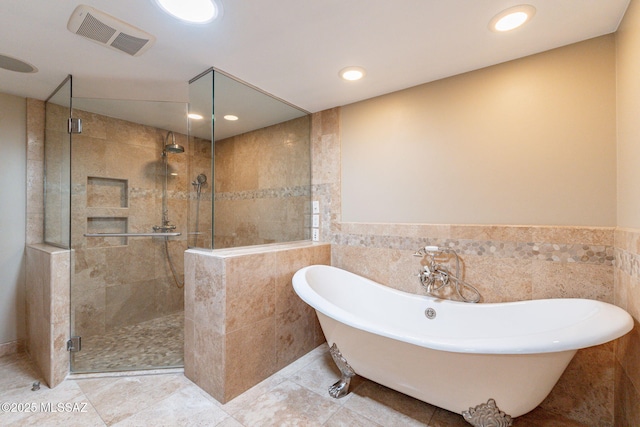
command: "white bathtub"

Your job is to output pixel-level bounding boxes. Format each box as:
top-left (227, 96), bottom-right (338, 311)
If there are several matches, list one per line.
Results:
top-left (292, 265), bottom-right (633, 420)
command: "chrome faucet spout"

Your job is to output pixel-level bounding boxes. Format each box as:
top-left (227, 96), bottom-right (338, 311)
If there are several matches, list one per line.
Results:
top-left (415, 245), bottom-right (481, 303)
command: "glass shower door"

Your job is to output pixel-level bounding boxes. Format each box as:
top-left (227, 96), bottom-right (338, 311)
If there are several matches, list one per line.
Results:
top-left (68, 98), bottom-right (189, 373)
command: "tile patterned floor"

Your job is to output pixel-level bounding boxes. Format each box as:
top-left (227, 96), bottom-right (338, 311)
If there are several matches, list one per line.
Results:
top-left (1, 344), bottom-right (591, 426)
top-left (72, 312), bottom-right (184, 372)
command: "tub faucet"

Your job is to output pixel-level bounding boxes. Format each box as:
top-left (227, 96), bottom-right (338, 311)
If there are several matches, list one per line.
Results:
top-left (417, 250), bottom-right (451, 294)
top-left (414, 246), bottom-right (481, 303)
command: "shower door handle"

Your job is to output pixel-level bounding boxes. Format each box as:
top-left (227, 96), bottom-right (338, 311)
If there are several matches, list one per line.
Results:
top-left (84, 232), bottom-right (181, 237)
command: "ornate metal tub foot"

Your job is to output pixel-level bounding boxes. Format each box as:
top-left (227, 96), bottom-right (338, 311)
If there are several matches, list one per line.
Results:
top-left (328, 343), bottom-right (356, 398)
top-left (462, 399), bottom-right (513, 427)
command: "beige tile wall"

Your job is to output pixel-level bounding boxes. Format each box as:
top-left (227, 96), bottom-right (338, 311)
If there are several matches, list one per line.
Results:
top-left (67, 108), bottom-right (190, 337)
top-left (184, 242), bottom-right (330, 402)
top-left (213, 115), bottom-right (311, 248)
top-left (613, 228), bottom-right (640, 426)
top-left (26, 99), bottom-right (45, 245)
top-left (25, 244), bottom-right (70, 387)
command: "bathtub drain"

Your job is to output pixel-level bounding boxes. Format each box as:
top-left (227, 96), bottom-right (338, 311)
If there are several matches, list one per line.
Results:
top-left (425, 307), bottom-right (436, 319)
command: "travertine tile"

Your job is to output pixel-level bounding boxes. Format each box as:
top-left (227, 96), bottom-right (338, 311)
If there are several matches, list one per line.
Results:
top-left (428, 408), bottom-right (469, 427)
top-left (193, 253), bottom-right (226, 333)
top-left (533, 258), bottom-right (614, 302)
top-left (1, 344), bottom-right (599, 427)
top-left (530, 226), bottom-right (614, 246)
top-left (614, 361), bottom-right (640, 427)
top-left (231, 380), bottom-right (341, 427)
top-left (0, 376), bottom-right (94, 426)
top-left (343, 380), bottom-right (436, 426)
top-left (515, 407), bottom-right (592, 426)
top-left (324, 407), bottom-right (384, 427)
top-left (110, 384), bottom-right (230, 427)
top-left (225, 253), bottom-right (276, 333)
top-left (290, 350), bottom-right (344, 398)
top-left (76, 374), bottom-right (189, 425)
top-left (618, 320), bottom-right (640, 393)
top-left (219, 373), bottom-right (288, 417)
top-left (0, 353), bottom-right (42, 396)
top-left (225, 318), bottom-right (277, 401)
top-left (463, 255), bottom-right (533, 303)
top-left (191, 322), bottom-right (225, 402)
top-left (541, 344), bottom-right (614, 426)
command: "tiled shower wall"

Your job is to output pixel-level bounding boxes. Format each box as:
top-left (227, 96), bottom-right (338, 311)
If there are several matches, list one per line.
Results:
top-left (213, 115), bottom-right (311, 248)
top-left (311, 107), bottom-right (625, 425)
top-left (47, 105), bottom-right (195, 337)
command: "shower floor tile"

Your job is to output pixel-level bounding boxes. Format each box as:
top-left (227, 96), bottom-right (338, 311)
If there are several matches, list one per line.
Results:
top-left (72, 311), bottom-right (184, 372)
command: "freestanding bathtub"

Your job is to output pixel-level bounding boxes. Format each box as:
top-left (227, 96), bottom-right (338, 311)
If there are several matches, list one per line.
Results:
top-left (292, 265), bottom-right (633, 423)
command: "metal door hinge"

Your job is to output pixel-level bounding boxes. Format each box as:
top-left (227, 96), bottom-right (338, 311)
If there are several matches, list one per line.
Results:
top-left (68, 117), bottom-right (82, 134)
top-left (67, 336), bottom-right (81, 352)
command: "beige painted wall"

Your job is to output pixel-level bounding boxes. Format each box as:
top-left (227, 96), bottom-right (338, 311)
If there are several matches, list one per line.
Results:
top-left (341, 35), bottom-right (617, 226)
top-left (0, 92), bottom-right (26, 345)
top-left (617, 0), bottom-right (640, 229)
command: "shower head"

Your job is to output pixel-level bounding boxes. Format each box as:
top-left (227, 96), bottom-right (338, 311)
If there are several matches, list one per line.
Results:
top-left (165, 143), bottom-right (184, 153)
top-left (164, 131), bottom-right (184, 154)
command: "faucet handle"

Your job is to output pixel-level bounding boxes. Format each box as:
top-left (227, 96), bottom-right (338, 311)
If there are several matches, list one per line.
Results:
top-left (414, 246), bottom-right (442, 256)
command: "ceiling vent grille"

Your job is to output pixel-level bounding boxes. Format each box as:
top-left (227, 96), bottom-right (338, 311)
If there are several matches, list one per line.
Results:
top-left (67, 5), bottom-right (155, 57)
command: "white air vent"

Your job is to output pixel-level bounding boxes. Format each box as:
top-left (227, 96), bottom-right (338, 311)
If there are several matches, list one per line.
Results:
top-left (67, 5), bottom-right (155, 57)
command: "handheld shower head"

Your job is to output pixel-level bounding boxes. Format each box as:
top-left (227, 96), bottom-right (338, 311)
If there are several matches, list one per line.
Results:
top-left (164, 131), bottom-right (184, 154)
top-left (192, 173), bottom-right (207, 189)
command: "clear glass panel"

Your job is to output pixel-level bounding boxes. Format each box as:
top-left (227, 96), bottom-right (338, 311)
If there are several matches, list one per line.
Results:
top-left (210, 70), bottom-right (311, 249)
top-left (69, 97), bottom-right (188, 373)
top-left (188, 70), bottom-right (213, 249)
top-left (44, 76), bottom-right (72, 248)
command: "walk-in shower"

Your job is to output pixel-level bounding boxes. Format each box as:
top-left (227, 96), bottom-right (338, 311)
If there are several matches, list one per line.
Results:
top-left (44, 83), bottom-right (198, 372)
top-left (42, 69), bottom-right (311, 375)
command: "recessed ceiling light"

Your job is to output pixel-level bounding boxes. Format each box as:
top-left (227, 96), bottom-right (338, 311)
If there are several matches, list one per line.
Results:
top-left (224, 115), bottom-right (238, 121)
top-left (489, 5), bottom-right (536, 32)
top-left (153, 0), bottom-right (220, 24)
top-left (339, 66), bottom-right (366, 81)
top-left (188, 113), bottom-right (203, 120)
top-left (0, 53), bottom-right (37, 73)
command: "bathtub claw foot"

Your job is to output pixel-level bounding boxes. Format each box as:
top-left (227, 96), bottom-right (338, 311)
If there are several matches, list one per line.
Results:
top-left (328, 343), bottom-right (356, 399)
top-left (329, 377), bottom-right (352, 399)
top-left (462, 399), bottom-right (513, 427)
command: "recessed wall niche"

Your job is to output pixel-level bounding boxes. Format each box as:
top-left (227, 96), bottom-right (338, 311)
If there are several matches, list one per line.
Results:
top-left (87, 177), bottom-right (128, 208)
top-left (86, 217), bottom-right (128, 247)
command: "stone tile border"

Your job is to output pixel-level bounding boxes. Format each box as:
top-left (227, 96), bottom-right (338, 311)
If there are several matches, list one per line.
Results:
top-left (332, 223), bottom-right (615, 266)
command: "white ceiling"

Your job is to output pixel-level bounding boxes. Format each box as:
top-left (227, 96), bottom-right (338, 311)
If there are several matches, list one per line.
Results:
top-left (0, 0), bottom-right (631, 113)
